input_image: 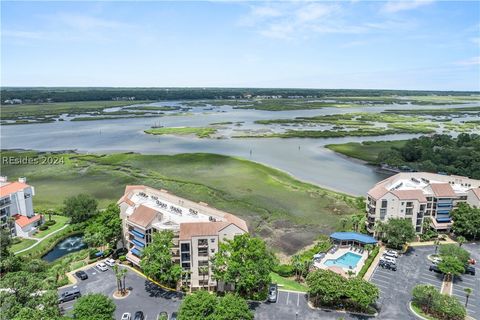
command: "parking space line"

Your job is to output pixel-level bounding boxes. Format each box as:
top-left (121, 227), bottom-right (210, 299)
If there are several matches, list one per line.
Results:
top-left (297, 293), bottom-right (300, 307)
top-left (372, 273), bottom-right (391, 281)
top-left (286, 292), bottom-right (290, 305)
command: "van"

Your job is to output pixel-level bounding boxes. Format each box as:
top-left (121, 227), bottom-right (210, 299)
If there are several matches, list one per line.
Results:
top-left (58, 289), bottom-right (81, 303)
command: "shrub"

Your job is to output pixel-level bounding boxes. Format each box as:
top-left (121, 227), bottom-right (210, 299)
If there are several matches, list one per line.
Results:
top-left (357, 246), bottom-right (380, 278)
top-left (38, 225), bottom-right (49, 231)
top-left (119, 255), bottom-right (126, 262)
top-left (412, 284), bottom-right (466, 320)
top-left (273, 264), bottom-right (295, 277)
top-left (44, 220), bottom-right (57, 226)
top-left (11, 237), bottom-right (21, 245)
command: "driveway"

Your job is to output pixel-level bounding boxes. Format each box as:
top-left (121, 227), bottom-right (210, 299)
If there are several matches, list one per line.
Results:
top-left (59, 264), bottom-right (181, 319)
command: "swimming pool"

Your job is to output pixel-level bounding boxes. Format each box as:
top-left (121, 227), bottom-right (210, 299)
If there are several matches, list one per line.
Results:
top-left (324, 252), bottom-right (362, 269)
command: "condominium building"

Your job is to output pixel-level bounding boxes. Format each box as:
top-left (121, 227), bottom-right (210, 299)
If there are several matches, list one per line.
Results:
top-left (0, 176), bottom-right (42, 237)
top-left (117, 185), bottom-right (248, 291)
top-left (366, 172), bottom-right (480, 234)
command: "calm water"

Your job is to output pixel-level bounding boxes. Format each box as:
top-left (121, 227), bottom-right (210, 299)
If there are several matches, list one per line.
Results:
top-left (2, 102), bottom-right (474, 195)
top-left (42, 235), bottom-right (86, 262)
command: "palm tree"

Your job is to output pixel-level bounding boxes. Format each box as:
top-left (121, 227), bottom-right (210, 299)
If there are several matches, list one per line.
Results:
top-left (291, 255), bottom-right (302, 282)
top-left (457, 236), bottom-right (466, 247)
top-left (434, 238), bottom-right (440, 254)
top-left (374, 221), bottom-right (385, 239)
top-left (350, 215), bottom-right (361, 232)
top-left (113, 265), bottom-right (128, 295)
top-left (199, 266), bottom-right (209, 290)
top-left (340, 218), bottom-right (348, 231)
top-left (346, 270), bottom-right (355, 279)
top-left (464, 288), bottom-right (473, 308)
top-left (364, 244), bottom-right (374, 256)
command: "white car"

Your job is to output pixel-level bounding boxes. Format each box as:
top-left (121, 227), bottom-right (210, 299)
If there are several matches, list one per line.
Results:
top-left (381, 256), bottom-right (396, 264)
top-left (432, 257), bottom-right (442, 264)
top-left (105, 258), bottom-right (116, 267)
top-left (121, 313), bottom-right (131, 320)
top-left (384, 250), bottom-right (399, 259)
top-left (96, 263), bottom-right (108, 272)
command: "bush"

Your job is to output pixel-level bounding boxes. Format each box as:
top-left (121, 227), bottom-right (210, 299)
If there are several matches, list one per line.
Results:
top-left (38, 225), bottom-right (49, 231)
top-left (103, 248), bottom-right (113, 257)
top-left (11, 237), bottom-right (22, 245)
top-left (412, 284), bottom-right (466, 320)
top-left (119, 255), bottom-right (126, 262)
top-left (357, 246), bottom-right (380, 278)
top-left (44, 220), bottom-right (56, 226)
top-left (273, 264), bottom-right (295, 277)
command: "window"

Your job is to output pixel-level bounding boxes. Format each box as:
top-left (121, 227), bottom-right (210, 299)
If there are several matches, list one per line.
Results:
top-left (182, 262), bottom-right (191, 269)
top-left (181, 253), bottom-right (191, 261)
top-left (181, 243), bottom-right (190, 252)
top-left (211, 249), bottom-right (215, 253)
top-left (381, 200), bottom-right (388, 208)
top-left (406, 202), bottom-right (413, 207)
top-left (198, 247), bottom-right (208, 256)
top-left (198, 239), bottom-right (208, 246)
top-left (210, 238), bottom-right (215, 243)
top-left (198, 261), bottom-right (209, 267)
top-left (401, 202), bottom-right (404, 205)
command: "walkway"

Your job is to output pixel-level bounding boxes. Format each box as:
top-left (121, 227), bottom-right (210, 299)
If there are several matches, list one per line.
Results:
top-left (14, 224), bottom-right (70, 254)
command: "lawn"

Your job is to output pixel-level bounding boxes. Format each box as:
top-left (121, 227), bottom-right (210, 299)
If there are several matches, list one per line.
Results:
top-left (33, 215), bottom-right (70, 239)
top-left (325, 140), bottom-right (408, 163)
top-left (1, 150), bottom-right (360, 255)
top-left (11, 238), bottom-right (37, 253)
top-left (144, 126), bottom-right (217, 138)
top-left (270, 272), bottom-right (308, 292)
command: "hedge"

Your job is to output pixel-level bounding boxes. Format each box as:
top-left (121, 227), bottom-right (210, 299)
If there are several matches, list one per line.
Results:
top-left (272, 264), bottom-right (295, 277)
top-left (357, 246), bottom-right (380, 278)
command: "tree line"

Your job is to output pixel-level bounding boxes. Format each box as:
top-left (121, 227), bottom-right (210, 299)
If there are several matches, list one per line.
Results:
top-left (377, 133), bottom-right (480, 179)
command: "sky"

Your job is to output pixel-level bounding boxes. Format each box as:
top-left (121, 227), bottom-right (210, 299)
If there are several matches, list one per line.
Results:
top-left (1, 1), bottom-right (479, 91)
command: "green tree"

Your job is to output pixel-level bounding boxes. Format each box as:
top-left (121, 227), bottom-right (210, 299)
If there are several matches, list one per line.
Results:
top-left (140, 230), bottom-right (181, 287)
top-left (211, 293), bottom-right (253, 320)
top-left (291, 255), bottom-right (303, 281)
top-left (437, 256), bottom-right (465, 281)
top-left (451, 203), bottom-right (480, 240)
top-left (177, 290), bottom-right (217, 320)
top-left (439, 244), bottom-right (470, 265)
top-left (63, 194), bottom-right (98, 223)
top-left (364, 244), bottom-right (374, 256)
top-left (84, 203), bottom-right (122, 249)
top-left (340, 218), bottom-right (348, 231)
top-left (0, 227), bottom-right (12, 258)
top-left (350, 215), bottom-right (361, 232)
top-left (381, 218), bottom-right (416, 249)
top-left (0, 271), bottom-right (59, 320)
top-left (345, 277), bottom-right (379, 311)
top-left (412, 284), bottom-right (438, 314)
top-left (211, 234), bottom-right (275, 300)
top-left (73, 293), bottom-right (116, 320)
top-left (456, 236), bottom-right (466, 247)
top-left (464, 288), bottom-right (473, 308)
top-left (306, 269), bottom-right (346, 306)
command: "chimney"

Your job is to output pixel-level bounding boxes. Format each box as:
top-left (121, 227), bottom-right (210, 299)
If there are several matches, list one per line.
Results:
top-left (18, 177), bottom-right (27, 183)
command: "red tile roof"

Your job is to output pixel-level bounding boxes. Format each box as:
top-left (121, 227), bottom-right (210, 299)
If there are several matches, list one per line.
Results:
top-left (179, 221), bottom-right (230, 240)
top-left (128, 205), bottom-right (158, 228)
top-left (392, 189), bottom-right (427, 202)
top-left (13, 214), bottom-right (41, 228)
top-left (430, 183), bottom-right (456, 198)
top-left (470, 188), bottom-right (480, 200)
top-left (367, 185), bottom-right (389, 200)
top-left (0, 182), bottom-right (29, 197)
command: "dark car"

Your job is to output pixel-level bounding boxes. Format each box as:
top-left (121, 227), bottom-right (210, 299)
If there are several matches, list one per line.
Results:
top-left (268, 284), bottom-right (278, 303)
top-left (157, 311), bottom-right (168, 320)
top-left (170, 312), bottom-right (178, 320)
top-left (465, 265), bottom-right (476, 276)
top-left (58, 289), bottom-right (81, 303)
top-left (113, 248), bottom-right (128, 259)
top-left (134, 311), bottom-right (145, 320)
top-left (429, 265), bottom-right (443, 273)
top-left (75, 270), bottom-right (88, 280)
top-left (379, 260), bottom-right (397, 271)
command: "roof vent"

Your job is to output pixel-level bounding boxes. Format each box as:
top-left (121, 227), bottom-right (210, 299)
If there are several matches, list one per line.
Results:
top-left (18, 177), bottom-right (27, 183)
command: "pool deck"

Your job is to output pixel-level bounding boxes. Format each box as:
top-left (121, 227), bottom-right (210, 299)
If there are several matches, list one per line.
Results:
top-left (314, 247), bottom-right (369, 276)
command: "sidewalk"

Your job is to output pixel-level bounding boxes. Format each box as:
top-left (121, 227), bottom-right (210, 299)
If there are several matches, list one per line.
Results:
top-left (407, 235), bottom-right (456, 247)
top-left (14, 224), bottom-right (70, 254)
top-left (363, 246), bottom-right (385, 281)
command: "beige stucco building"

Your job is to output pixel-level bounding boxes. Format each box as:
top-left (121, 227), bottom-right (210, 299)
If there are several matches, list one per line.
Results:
top-left (366, 172), bottom-right (480, 234)
top-left (117, 185), bottom-right (248, 291)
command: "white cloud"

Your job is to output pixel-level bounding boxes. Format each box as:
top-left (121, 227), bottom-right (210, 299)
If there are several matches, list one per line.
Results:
top-left (455, 56), bottom-right (480, 66)
top-left (382, 0), bottom-right (434, 13)
top-left (296, 3), bottom-right (336, 22)
top-left (55, 13), bottom-right (128, 31)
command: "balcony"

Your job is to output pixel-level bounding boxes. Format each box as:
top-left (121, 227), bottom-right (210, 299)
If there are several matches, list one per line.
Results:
top-left (129, 229), bottom-right (145, 239)
top-left (367, 216), bottom-right (376, 223)
top-left (430, 218), bottom-right (452, 230)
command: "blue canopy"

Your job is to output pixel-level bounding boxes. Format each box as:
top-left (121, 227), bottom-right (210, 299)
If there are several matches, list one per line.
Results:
top-left (330, 232), bottom-right (377, 244)
top-left (131, 248), bottom-right (143, 257)
top-left (130, 229), bottom-right (145, 238)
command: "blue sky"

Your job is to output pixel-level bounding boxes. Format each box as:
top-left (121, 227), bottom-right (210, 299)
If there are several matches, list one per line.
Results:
top-left (1, 1), bottom-right (479, 90)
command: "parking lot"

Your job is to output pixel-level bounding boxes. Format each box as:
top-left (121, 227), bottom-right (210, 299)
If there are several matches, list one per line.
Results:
top-left (59, 263), bottom-right (181, 320)
top-left (452, 243), bottom-right (479, 319)
top-left (370, 244), bottom-right (479, 320)
top-left (370, 246), bottom-right (444, 320)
